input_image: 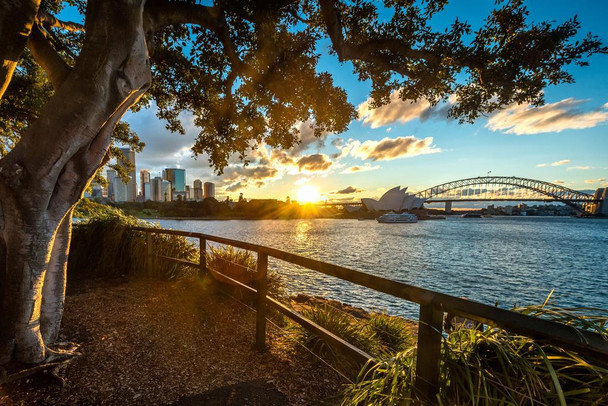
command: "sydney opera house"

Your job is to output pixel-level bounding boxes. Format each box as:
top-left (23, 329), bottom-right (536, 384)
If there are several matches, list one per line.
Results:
top-left (361, 186), bottom-right (426, 212)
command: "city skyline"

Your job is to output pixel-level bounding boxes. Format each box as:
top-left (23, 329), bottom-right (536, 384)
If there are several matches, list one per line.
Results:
top-left (113, 0), bottom-right (607, 202)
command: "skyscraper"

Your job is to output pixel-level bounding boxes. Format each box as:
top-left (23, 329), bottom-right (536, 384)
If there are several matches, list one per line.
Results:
top-left (162, 180), bottom-right (172, 202)
top-left (106, 169), bottom-right (117, 200)
top-left (150, 177), bottom-right (163, 201)
top-left (119, 147), bottom-right (137, 201)
top-left (204, 182), bottom-right (216, 199)
top-left (193, 179), bottom-right (203, 200)
top-left (164, 168), bottom-right (186, 194)
top-left (140, 169), bottom-right (150, 198)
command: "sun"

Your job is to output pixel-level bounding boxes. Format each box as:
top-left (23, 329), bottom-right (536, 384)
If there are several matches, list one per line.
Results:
top-left (297, 185), bottom-right (321, 203)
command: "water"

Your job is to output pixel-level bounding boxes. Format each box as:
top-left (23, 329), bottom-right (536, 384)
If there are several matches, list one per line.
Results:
top-left (155, 217), bottom-right (608, 318)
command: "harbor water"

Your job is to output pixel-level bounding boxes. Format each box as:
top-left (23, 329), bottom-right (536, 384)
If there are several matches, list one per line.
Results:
top-left (155, 217), bottom-right (608, 318)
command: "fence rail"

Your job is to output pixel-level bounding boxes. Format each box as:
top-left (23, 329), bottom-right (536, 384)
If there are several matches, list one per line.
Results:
top-left (131, 226), bottom-right (608, 403)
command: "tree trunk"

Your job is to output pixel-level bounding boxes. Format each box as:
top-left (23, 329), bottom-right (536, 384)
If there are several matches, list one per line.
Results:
top-left (41, 211), bottom-right (72, 344)
top-left (0, 0), bottom-right (40, 98)
top-left (0, 0), bottom-right (152, 364)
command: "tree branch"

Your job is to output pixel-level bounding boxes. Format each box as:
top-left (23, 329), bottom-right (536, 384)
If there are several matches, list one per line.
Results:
top-left (36, 10), bottom-right (84, 32)
top-left (26, 25), bottom-right (71, 89)
top-left (145, 0), bottom-right (244, 71)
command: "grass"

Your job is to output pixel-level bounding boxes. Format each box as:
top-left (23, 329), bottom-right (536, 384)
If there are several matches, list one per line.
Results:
top-left (206, 245), bottom-right (285, 299)
top-left (69, 204), bottom-right (198, 281)
top-left (340, 298), bottom-right (608, 405)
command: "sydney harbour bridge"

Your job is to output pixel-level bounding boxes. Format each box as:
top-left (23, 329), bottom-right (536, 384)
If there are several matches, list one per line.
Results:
top-left (325, 176), bottom-right (607, 215)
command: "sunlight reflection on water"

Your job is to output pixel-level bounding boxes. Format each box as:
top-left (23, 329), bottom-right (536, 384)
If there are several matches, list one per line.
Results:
top-left (156, 217), bottom-right (608, 318)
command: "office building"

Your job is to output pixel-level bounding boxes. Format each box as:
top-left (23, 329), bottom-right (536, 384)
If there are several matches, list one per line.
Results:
top-left (203, 182), bottom-right (216, 199)
top-left (119, 148), bottom-right (137, 201)
top-left (144, 182), bottom-right (151, 200)
top-left (185, 185), bottom-right (191, 201)
top-left (140, 169), bottom-right (150, 198)
top-left (150, 177), bottom-right (163, 202)
top-left (162, 180), bottom-right (172, 202)
top-left (193, 179), bottom-right (203, 200)
top-left (164, 168), bottom-right (186, 194)
top-left (106, 169), bottom-right (117, 200)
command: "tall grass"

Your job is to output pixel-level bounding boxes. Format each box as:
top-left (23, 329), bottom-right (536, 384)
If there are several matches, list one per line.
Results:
top-left (292, 304), bottom-right (380, 371)
top-left (205, 245), bottom-right (285, 299)
top-left (69, 207), bottom-right (198, 280)
top-left (341, 301), bottom-right (608, 405)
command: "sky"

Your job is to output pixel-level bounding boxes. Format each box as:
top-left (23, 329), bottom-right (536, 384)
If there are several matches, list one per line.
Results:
top-left (108, 1), bottom-right (608, 202)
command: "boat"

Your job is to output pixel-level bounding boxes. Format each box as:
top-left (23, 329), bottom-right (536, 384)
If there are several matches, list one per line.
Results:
top-left (461, 213), bottom-right (482, 218)
top-left (376, 212), bottom-right (418, 223)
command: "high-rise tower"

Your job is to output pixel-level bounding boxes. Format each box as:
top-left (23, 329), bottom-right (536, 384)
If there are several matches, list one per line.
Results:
top-left (119, 147), bottom-right (137, 201)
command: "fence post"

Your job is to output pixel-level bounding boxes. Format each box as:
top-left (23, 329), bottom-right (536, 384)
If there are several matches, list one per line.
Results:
top-left (414, 304), bottom-right (443, 404)
top-left (255, 250), bottom-right (268, 351)
top-left (199, 237), bottom-right (207, 278)
top-left (146, 231), bottom-right (152, 275)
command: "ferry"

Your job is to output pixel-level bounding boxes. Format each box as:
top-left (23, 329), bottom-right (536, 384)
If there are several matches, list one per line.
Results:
top-left (461, 213), bottom-right (482, 218)
top-left (376, 212), bottom-right (418, 223)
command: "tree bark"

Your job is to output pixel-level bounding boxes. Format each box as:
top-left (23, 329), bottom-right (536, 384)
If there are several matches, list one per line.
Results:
top-left (0, 0), bottom-right (152, 364)
top-left (0, 0), bottom-right (40, 98)
top-left (40, 211), bottom-right (72, 344)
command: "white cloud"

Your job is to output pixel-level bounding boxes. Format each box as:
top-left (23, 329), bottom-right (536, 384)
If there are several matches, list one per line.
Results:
top-left (341, 163), bottom-right (381, 174)
top-left (486, 98), bottom-right (608, 135)
top-left (551, 160), bottom-right (570, 166)
top-left (357, 90), bottom-right (452, 128)
top-left (344, 136), bottom-right (440, 161)
top-left (567, 166), bottom-right (590, 171)
top-left (536, 163), bottom-right (547, 167)
top-left (585, 178), bottom-right (607, 184)
top-left (552, 180), bottom-right (565, 184)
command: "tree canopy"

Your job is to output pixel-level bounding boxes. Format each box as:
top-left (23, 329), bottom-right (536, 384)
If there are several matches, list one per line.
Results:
top-left (1, 0), bottom-right (605, 173)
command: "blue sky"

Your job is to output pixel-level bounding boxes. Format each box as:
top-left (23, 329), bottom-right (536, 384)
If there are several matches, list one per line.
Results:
top-left (108, 1), bottom-right (608, 201)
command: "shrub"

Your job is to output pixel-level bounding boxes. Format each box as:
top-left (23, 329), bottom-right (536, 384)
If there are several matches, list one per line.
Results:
top-left (206, 245), bottom-right (285, 299)
top-left (367, 312), bottom-right (414, 355)
top-left (291, 304), bottom-right (379, 372)
top-left (342, 302), bottom-right (608, 405)
top-left (69, 208), bottom-right (198, 281)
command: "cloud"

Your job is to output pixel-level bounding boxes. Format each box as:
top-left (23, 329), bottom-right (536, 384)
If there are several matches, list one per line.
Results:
top-left (536, 163), bottom-right (547, 168)
top-left (486, 98), bottom-right (608, 135)
top-left (345, 136), bottom-right (440, 161)
top-left (585, 178), bottom-right (607, 184)
top-left (289, 121), bottom-right (331, 156)
top-left (331, 186), bottom-right (363, 194)
top-left (341, 163), bottom-right (381, 174)
top-left (357, 90), bottom-right (453, 128)
top-left (567, 166), bottom-right (590, 171)
top-left (296, 154), bottom-right (333, 172)
top-left (552, 180), bottom-right (565, 184)
top-left (225, 181), bottom-right (248, 192)
top-left (551, 160), bottom-right (570, 166)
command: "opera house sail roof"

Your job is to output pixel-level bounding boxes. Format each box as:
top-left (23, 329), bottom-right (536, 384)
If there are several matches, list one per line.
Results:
top-left (361, 186), bottom-right (426, 212)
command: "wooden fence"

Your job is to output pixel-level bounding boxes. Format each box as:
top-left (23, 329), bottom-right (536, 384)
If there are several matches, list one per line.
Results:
top-left (131, 226), bottom-right (608, 404)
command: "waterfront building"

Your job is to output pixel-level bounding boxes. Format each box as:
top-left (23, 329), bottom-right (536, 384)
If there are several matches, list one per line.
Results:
top-left (162, 180), bottom-right (172, 202)
top-left (119, 148), bottom-right (137, 201)
top-left (106, 169), bottom-right (117, 200)
top-left (185, 185), bottom-right (191, 200)
top-left (164, 168), bottom-right (186, 195)
top-left (361, 186), bottom-right (426, 212)
top-left (143, 182), bottom-right (151, 201)
top-left (193, 179), bottom-right (203, 200)
top-left (140, 169), bottom-right (150, 198)
top-left (150, 177), bottom-right (163, 202)
top-left (113, 177), bottom-right (128, 202)
top-left (204, 182), bottom-right (216, 199)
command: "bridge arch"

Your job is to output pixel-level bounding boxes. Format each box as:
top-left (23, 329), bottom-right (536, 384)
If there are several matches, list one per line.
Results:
top-left (414, 176), bottom-right (598, 213)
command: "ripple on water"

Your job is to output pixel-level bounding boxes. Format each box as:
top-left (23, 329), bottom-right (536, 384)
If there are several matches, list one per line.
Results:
top-left (156, 217), bottom-right (608, 318)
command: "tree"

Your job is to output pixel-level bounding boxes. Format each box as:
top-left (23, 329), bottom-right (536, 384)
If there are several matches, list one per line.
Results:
top-left (0, 0), bottom-right (605, 365)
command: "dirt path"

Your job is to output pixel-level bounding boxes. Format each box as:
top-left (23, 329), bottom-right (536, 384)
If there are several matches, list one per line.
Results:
top-left (1, 278), bottom-right (344, 405)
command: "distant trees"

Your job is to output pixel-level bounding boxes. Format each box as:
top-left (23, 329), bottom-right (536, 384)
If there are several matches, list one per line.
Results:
top-left (1, 0), bottom-right (605, 365)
